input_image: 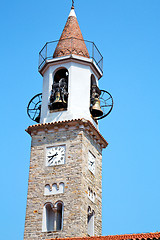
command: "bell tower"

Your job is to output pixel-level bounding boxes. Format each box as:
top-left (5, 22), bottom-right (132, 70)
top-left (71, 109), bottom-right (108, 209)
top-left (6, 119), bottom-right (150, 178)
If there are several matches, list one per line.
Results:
top-left (24, 5), bottom-right (113, 240)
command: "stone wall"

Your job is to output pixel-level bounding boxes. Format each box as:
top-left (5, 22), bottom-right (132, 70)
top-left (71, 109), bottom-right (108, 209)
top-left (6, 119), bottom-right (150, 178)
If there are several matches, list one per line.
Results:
top-left (24, 125), bottom-right (103, 240)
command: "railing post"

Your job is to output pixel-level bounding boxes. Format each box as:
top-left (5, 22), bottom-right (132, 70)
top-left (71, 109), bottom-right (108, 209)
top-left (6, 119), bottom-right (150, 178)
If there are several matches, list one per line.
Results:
top-left (38, 39), bottom-right (103, 72)
top-left (46, 43), bottom-right (47, 60)
top-left (92, 43), bottom-right (94, 60)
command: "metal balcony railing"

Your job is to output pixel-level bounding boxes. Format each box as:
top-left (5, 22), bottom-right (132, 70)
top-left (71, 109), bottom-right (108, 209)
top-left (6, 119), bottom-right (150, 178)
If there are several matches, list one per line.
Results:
top-left (38, 38), bottom-right (103, 73)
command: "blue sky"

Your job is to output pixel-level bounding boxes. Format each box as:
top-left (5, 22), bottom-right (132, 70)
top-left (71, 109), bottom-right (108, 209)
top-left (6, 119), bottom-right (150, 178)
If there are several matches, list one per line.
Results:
top-left (0, 0), bottom-right (160, 239)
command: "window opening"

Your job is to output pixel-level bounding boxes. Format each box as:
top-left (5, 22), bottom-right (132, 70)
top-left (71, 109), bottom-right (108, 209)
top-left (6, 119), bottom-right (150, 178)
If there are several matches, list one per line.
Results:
top-left (49, 68), bottom-right (69, 111)
top-left (42, 201), bottom-right (63, 232)
top-left (46, 203), bottom-right (55, 232)
top-left (90, 74), bottom-right (103, 118)
top-left (87, 206), bottom-right (95, 236)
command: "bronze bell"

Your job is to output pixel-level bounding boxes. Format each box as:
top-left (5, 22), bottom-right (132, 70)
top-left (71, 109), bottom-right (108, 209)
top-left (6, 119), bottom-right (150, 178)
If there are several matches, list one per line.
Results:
top-left (35, 105), bottom-right (41, 123)
top-left (91, 98), bottom-right (103, 118)
top-left (52, 89), bottom-right (67, 109)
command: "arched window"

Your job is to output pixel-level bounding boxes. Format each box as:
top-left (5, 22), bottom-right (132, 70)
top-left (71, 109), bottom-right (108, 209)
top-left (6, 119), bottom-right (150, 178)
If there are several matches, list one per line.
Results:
top-left (49, 68), bottom-right (69, 111)
top-left (44, 182), bottom-right (65, 196)
top-left (54, 68), bottom-right (68, 84)
top-left (87, 206), bottom-right (95, 236)
top-left (56, 202), bottom-right (63, 230)
top-left (44, 184), bottom-right (51, 196)
top-left (90, 74), bottom-right (103, 118)
top-left (46, 203), bottom-right (55, 232)
top-left (42, 201), bottom-right (63, 232)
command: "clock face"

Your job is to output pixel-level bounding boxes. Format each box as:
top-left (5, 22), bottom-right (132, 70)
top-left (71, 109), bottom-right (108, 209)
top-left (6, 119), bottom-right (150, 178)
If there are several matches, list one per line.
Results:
top-left (88, 151), bottom-right (95, 174)
top-left (46, 145), bottom-right (66, 166)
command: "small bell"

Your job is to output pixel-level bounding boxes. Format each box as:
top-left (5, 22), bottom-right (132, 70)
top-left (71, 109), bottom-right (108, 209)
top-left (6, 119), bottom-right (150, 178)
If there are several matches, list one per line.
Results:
top-left (91, 98), bottom-right (103, 118)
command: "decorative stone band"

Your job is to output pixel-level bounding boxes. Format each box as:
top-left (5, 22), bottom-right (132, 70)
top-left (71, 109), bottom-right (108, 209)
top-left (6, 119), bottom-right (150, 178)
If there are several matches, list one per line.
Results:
top-left (44, 182), bottom-right (64, 196)
top-left (46, 232), bottom-right (160, 240)
top-left (25, 118), bottom-right (108, 149)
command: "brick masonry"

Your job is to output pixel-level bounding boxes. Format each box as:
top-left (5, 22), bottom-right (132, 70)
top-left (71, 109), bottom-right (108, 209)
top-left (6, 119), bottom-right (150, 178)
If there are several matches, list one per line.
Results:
top-left (24, 122), bottom-right (105, 240)
top-left (53, 10), bottom-right (89, 58)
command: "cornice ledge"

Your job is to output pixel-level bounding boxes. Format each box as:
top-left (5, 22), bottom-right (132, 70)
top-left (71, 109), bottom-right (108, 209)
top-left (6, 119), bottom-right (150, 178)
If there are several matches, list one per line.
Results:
top-left (25, 118), bottom-right (108, 149)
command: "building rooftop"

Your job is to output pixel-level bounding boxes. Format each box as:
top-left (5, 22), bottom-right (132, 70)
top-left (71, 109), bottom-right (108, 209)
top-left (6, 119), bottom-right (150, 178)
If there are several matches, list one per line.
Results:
top-left (38, 7), bottom-right (103, 74)
top-left (46, 232), bottom-right (160, 240)
top-left (53, 6), bottom-right (89, 59)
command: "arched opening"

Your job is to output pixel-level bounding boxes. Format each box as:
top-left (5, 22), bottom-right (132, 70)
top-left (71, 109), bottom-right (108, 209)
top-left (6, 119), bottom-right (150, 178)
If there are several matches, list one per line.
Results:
top-left (87, 206), bottom-right (95, 236)
top-left (49, 68), bottom-right (69, 111)
top-left (59, 182), bottom-right (64, 193)
top-left (54, 68), bottom-right (68, 84)
top-left (44, 184), bottom-right (51, 196)
top-left (90, 74), bottom-right (103, 118)
top-left (46, 203), bottom-right (55, 232)
top-left (56, 202), bottom-right (63, 230)
top-left (42, 201), bottom-right (63, 232)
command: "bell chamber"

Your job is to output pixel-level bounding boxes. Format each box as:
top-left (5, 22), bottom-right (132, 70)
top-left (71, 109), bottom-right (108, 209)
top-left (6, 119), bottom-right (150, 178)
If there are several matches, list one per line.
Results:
top-left (90, 85), bottom-right (103, 118)
top-left (48, 68), bottom-right (69, 111)
top-left (90, 74), bottom-right (114, 120)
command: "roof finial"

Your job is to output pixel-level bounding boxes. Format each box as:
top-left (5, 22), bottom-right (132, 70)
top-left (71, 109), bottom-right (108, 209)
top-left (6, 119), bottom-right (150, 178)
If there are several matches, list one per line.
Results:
top-left (72, 0), bottom-right (74, 9)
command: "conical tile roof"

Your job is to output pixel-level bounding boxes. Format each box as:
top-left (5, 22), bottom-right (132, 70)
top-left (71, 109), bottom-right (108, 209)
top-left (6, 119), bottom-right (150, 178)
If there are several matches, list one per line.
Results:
top-left (53, 7), bottom-right (89, 59)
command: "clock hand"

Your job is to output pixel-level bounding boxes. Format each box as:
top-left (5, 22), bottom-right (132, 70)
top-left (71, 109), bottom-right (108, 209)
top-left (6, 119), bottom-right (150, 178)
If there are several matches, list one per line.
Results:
top-left (48, 153), bottom-right (58, 162)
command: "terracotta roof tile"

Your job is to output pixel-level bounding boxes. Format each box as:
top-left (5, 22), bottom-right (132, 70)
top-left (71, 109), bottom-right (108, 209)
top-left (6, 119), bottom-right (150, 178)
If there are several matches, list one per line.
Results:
top-left (25, 118), bottom-right (108, 148)
top-left (53, 8), bottom-right (89, 59)
top-left (46, 232), bottom-right (160, 240)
